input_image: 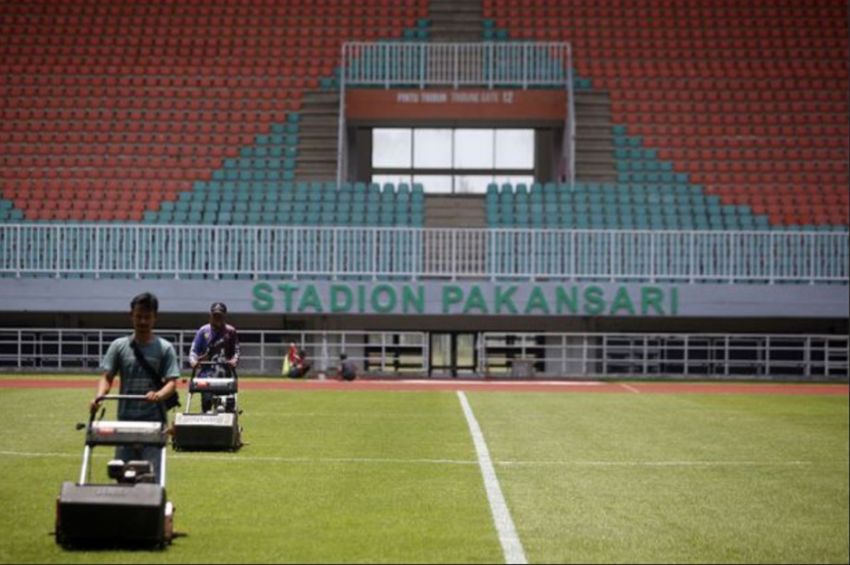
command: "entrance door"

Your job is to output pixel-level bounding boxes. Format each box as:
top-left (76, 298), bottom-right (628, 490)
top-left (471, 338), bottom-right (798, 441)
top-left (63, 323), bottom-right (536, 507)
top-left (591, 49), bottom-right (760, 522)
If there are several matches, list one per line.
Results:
top-left (429, 332), bottom-right (477, 377)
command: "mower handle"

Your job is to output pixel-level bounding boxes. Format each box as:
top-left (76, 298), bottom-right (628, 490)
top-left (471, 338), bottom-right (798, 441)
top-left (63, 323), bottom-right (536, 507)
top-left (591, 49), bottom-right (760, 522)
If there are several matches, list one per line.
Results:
top-left (89, 394), bottom-right (167, 422)
top-left (95, 394), bottom-right (154, 403)
top-left (190, 360), bottom-right (235, 380)
top-left (196, 360), bottom-right (231, 367)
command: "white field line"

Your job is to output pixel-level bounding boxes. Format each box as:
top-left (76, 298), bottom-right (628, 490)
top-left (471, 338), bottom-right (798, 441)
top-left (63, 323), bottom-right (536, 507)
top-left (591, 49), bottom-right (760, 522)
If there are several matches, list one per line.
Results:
top-left (457, 391), bottom-right (528, 565)
top-left (0, 450), bottom-right (833, 468)
top-left (619, 382), bottom-right (641, 394)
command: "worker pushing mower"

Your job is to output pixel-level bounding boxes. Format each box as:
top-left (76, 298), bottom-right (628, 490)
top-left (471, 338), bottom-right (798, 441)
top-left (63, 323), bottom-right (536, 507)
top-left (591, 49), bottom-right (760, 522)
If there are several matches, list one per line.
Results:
top-left (172, 302), bottom-right (243, 451)
top-left (188, 302), bottom-right (240, 408)
top-left (56, 292), bottom-right (181, 548)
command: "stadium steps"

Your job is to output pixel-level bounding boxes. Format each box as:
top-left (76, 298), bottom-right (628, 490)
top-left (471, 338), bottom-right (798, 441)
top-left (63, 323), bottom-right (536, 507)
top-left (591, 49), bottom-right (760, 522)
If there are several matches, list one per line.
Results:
top-left (294, 91), bottom-right (341, 181)
top-left (424, 194), bottom-right (487, 273)
top-left (427, 0), bottom-right (483, 42)
top-left (471, 19), bottom-right (617, 183)
top-left (425, 195), bottom-right (486, 228)
top-left (574, 90), bottom-right (618, 182)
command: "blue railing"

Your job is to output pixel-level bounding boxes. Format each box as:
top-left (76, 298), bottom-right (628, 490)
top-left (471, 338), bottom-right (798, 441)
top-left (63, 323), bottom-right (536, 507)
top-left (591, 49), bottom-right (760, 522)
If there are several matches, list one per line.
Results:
top-left (0, 225), bottom-right (846, 284)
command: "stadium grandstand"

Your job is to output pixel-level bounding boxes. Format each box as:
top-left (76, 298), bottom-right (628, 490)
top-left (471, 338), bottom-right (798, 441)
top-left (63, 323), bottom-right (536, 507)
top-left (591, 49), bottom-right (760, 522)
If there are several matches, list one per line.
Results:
top-left (0, 0), bottom-right (847, 380)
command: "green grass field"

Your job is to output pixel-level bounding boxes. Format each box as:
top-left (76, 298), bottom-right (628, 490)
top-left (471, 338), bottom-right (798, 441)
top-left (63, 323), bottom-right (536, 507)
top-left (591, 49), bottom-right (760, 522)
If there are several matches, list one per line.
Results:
top-left (0, 382), bottom-right (847, 564)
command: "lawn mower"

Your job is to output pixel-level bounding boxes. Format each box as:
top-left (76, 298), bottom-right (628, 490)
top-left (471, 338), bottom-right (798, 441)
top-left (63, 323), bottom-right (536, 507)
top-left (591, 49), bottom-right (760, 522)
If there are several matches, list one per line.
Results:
top-left (55, 394), bottom-right (174, 549)
top-left (172, 360), bottom-right (242, 451)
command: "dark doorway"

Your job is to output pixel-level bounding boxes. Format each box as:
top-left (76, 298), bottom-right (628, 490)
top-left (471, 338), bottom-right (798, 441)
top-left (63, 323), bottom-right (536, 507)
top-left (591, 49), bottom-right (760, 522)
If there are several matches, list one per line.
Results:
top-left (429, 332), bottom-right (477, 377)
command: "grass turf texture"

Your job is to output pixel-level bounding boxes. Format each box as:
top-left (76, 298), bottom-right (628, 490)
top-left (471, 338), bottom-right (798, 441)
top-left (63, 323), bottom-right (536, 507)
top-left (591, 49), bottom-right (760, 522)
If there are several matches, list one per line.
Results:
top-left (0, 385), bottom-right (847, 563)
top-left (472, 393), bottom-right (849, 564)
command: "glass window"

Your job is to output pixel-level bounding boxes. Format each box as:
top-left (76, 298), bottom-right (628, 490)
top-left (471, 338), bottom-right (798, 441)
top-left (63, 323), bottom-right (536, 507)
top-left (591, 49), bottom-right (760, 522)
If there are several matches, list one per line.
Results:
top-left (455, 175), bottom-right (497, 194)
top-left (454, 129), bottom-right (494, 169)
top-left (412, 175), bottom-right (453, 193)
top-left (494, 174), bottom-right (534, 186)
top-left (413, 129), bottom-right (452, 168)
top-left (398, 334), bottom-right (419, 346)
top-left (372, 129), bottom-right (411, 168)
top-left (372, 174), bottom-right (412, 187)
top-left (495, 130), bottom-right (534, 169)
top-left (372, 128), bottom-right (535, 194)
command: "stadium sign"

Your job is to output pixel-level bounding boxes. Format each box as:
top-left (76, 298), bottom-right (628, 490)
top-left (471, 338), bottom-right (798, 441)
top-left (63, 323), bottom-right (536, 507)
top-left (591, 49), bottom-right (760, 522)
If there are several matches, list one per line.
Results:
top-left (0, 279), bottom-right (846, 317)
top-left (346, 89), bottom-right (565, 121)
top-left (251, 282), bottom-right (678, 316)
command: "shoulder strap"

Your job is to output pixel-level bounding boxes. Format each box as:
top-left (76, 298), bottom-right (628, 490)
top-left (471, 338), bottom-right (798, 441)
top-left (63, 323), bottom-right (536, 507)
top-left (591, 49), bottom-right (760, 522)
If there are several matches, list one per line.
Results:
top-left (130, 339), bottom-right (164, 386)
top-left (128, 339), bottom-right (170, 421)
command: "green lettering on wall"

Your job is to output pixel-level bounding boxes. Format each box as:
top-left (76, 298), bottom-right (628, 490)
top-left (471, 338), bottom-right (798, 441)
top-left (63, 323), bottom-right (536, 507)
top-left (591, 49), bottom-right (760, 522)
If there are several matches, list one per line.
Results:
top-left (402, 285), bottom-right (425, 314)
top-left (252, 282), bottom-right (274, 311)
top-left (251, 281), bottom-right (682, 316)
top-left (555, 286), bottom-right (578, 314)
top-left (670, 286), bottom-right (679, 315)
top-left (524, 286), bottom-right (551, 314)
top-left (298, 284), bottom-right (324, 313)
top-left (494, 286), bottom-right (518, 314)
top-left (357, 285), bottom-right (367, 313)
top-left (641, 287), bottom-right (665, 315)
top-left (330, 285), bottom-right (353, 313)
top-left (442, 285), bottom-right (464, 313)
top-left (609, 287), bottom-right (636, 315)
top-left (463, 286), bottom-right (489, 314)
top-left (583, 286), bottom-right (605, 315)
top-left (371, 284), bottom-right (397, 313)
top-left (277, 284), bottom-right (298, 311)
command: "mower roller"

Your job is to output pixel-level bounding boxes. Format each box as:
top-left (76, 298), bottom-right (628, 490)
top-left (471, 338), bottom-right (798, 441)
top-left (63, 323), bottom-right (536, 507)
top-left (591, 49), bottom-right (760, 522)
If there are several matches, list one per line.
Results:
top-left (172, 361), bottom-right (242, 451)
top-left (55, 395), bottom-right (174, 549)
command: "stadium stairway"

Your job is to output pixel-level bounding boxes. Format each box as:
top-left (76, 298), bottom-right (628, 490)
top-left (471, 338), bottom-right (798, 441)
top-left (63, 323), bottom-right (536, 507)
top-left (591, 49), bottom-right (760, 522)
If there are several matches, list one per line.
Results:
top-left (428, 0), bottom-right (483, 42)
top-left (425, 195), bottom-right (486, 228)
top-left (295, 91), bottom-right (341, 181)
top-left (479, 18), bottom-right (616, 183)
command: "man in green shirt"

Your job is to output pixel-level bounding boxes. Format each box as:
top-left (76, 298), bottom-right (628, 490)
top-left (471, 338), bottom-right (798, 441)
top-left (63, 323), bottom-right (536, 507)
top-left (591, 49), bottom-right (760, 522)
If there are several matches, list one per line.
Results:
top-left (90, 292), bottom-right (181, 481)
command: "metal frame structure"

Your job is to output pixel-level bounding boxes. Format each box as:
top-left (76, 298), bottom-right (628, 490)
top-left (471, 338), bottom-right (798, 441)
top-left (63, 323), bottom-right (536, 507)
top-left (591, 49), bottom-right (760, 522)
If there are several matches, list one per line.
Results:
top-left (1, 224), bottom-right (847, 284)
top-left (338, 41), bottom-right (576, 186)
top-left (0, 328), bottom-right (846, 381)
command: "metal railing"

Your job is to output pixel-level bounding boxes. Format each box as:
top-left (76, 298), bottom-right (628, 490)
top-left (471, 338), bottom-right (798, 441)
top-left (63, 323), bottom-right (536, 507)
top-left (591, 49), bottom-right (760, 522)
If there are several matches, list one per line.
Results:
top-left (0, 328), bottom-right (846, 381)
top-left (561, 57), bottom-right (575, 188)
top-left (0, 328), bottom-right (428, 377)
top-left (342, 41), bottom-right (573, 89)
top-left (337, 41), bottom-right (348, 187)
top-left (0, 224), bottom-right (847, 284)
top-left (478, 332), bottom-right (849, 381)
top-left (338, 41), bottom-right (576, 187)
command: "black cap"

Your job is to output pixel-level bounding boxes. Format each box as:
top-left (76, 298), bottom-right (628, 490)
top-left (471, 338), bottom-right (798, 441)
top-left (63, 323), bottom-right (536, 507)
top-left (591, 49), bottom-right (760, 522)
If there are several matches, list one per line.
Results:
top-left (210, 302), bottom-right (227, 314)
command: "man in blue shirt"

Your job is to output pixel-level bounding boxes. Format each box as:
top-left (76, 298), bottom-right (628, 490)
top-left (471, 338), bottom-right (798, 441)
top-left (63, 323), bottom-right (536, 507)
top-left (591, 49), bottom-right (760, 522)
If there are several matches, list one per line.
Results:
top-left (90, 292), bottom-right (180, 481)
top-left (189, 302), bottom-right (241, 412)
